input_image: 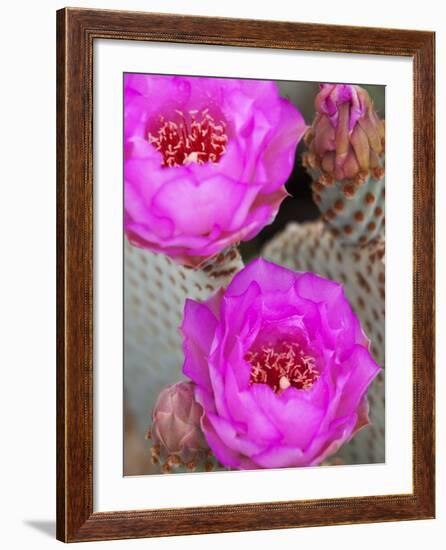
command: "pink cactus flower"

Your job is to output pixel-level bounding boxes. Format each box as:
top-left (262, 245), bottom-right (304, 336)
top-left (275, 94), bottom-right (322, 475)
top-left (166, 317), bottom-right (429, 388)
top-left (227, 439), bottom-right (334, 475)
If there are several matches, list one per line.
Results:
top-left (149, 381), bottom-right (210, 471)
top-left (181, 258), bottom-right (380, 469)
top-left (124, 74), bottom-right (307, 266)
top-left (305, 84), bottom-right (385, 182)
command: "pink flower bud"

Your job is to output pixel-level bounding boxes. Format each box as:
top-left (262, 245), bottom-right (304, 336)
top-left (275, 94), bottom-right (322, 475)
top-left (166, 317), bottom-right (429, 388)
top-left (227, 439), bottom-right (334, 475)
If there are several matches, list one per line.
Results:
top-left (149, 381), bottom-right (212, 472)
top-left (306, 84), bottom-right (385, 181)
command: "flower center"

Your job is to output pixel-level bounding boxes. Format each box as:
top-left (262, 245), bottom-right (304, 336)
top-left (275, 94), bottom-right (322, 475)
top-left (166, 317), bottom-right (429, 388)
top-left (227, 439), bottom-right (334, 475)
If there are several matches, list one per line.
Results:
top-left (245, 340), bottom-right (319, 394)
top-left (148, 109), bottom-right (228, 168)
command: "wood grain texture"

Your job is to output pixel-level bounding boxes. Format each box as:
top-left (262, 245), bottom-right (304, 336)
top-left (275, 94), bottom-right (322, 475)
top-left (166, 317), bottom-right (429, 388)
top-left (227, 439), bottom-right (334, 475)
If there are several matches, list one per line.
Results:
top-left (56, 7), bottom-right (435, 542)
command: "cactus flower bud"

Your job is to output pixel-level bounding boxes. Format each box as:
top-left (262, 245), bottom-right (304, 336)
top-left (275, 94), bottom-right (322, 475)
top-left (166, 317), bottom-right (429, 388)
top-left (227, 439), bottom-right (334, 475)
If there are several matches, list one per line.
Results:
top-left (306, 84), bottom-right (384, 181)
top-left (303, 84), bottom-right (385, 246)
top-left (148, 381), bottom-right (215, 473)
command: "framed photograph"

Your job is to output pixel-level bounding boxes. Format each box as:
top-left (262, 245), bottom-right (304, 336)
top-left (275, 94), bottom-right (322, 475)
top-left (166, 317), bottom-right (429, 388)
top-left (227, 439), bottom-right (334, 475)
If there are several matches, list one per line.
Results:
top-left (56, 7), bottom-right (435, 542)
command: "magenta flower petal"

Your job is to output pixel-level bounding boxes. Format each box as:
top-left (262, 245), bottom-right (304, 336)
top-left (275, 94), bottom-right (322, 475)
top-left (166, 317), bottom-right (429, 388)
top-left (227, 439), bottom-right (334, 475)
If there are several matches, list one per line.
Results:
top-left (206, 412), bottom-right (264, 456)
top-left (250, 383), bottom-right (324, 449)
top-left (225, 257), bottom-right (296, 296)
top-left (335, 346), bottom-right (381, 416)
top-left (151, 175), bottom-right (249, 236)
top-left (124, 75), bottom-right (307, 266)
top-left (307, 413), bottom-right (359, 465)
top-left (201, 413), bottom-right (257, 470)
top-left (251, 444), bottom-right (305, 469)
top-left (182, 258), bottom-right (381, 469)
top-left (260, 98), bottom-right (308, 193)
top-left (224, 365), bottom-right (281, 442)
top-left (181, 300), bottom-right (218, 391)
top-left (218, 281), bottom-right (263, 363)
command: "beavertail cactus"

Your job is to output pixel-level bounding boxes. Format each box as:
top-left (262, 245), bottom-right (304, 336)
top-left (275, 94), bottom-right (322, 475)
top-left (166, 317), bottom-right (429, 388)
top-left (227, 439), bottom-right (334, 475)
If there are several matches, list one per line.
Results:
top-left (124, 242), bottom-right (244, 438)
top-left (148, 381), bottom-right (218, 473)
top-left (303, 84), bottom-right (385, 245)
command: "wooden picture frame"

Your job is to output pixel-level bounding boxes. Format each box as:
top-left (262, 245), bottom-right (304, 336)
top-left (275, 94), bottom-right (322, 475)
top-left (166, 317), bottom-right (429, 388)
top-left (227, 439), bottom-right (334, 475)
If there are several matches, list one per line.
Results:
top-left (56, 7), bottom-right (435, 542)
